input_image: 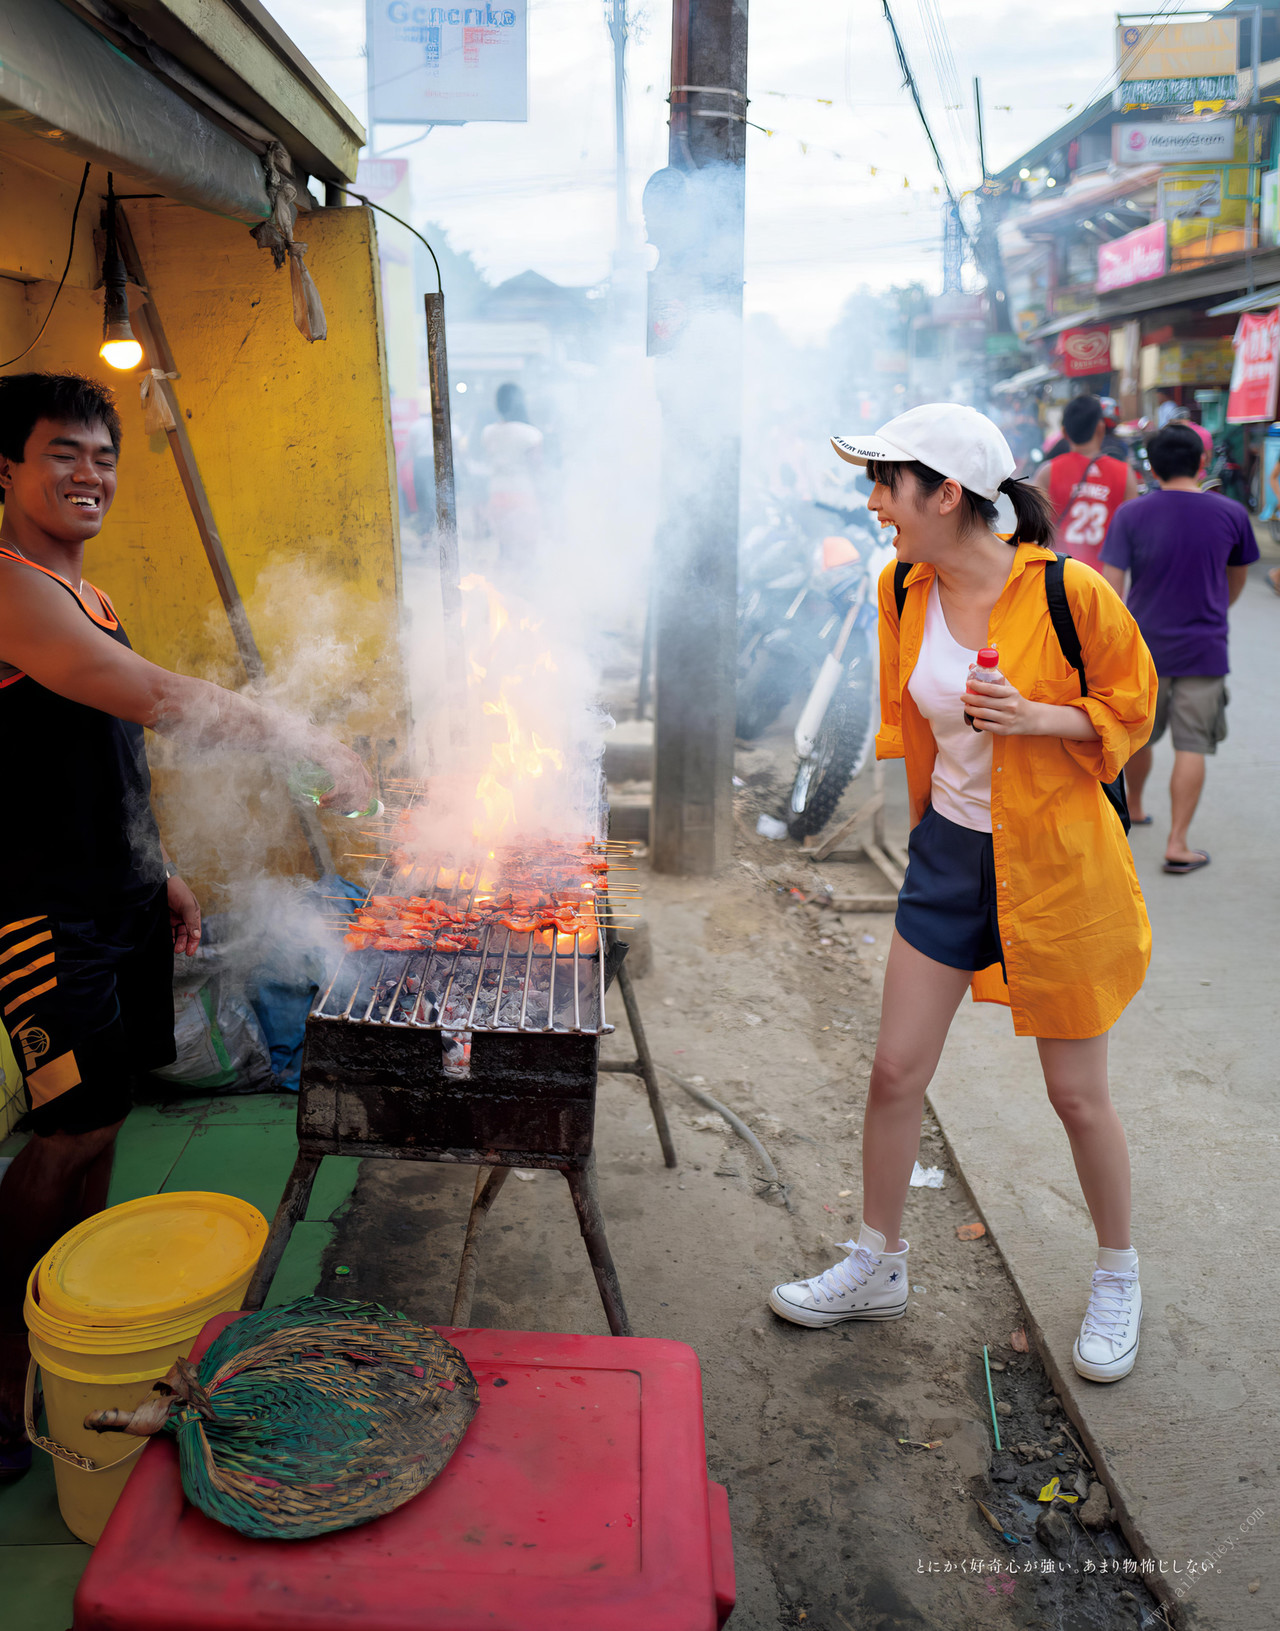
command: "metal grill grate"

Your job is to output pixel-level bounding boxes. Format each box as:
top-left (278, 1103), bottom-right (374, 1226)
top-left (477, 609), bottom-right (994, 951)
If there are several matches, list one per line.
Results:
top-left (313, 856), bottom-right (613, 1037)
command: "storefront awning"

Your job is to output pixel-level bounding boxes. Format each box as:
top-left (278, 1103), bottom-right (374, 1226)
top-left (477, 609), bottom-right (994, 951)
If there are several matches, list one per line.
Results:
top-left (991, 364), bottom-right (1059, 395)
top-left (1025, 308), bottom-right (1104, 341)
top-left (1, 0), bottom-right (271, 221)
top-left (1206, 285), bottom-right (1280, 316)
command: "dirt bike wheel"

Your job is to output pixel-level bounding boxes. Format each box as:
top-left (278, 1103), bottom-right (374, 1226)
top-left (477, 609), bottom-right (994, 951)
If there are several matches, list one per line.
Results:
top-left (786, 643), bottom-right (875, 840)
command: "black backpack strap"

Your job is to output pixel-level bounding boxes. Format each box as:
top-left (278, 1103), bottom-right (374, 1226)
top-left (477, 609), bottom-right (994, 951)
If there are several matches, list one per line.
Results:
top-left (1043, 554), bottom-right (1131, 834)
top-left (1044, 554), bottom-right (1087, 697)
top-left (893, 560), bottom-right (910, 622)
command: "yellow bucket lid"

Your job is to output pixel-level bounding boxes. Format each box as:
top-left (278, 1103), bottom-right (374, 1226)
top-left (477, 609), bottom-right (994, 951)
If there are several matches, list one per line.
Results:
top-left (36, 1191), bottom-right (268, 1328)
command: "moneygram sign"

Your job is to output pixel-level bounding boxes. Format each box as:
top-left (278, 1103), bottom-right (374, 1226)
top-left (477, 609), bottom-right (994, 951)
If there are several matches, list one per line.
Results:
top-left (368, 0), bottom-right (527, 124)
top-left (1112, 118), bottom-right (1235, 167)
top-left (1096, 220), bottom-right (1168, 294)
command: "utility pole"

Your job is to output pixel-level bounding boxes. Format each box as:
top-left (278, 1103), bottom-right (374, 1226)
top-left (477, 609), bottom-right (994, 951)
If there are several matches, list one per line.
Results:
top-left (647, 0), bottom-right (749, 876)
top-left (607, 1), bottom-right (630, 256)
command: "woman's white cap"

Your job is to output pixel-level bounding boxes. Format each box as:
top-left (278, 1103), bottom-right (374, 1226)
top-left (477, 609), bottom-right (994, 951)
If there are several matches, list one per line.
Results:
top-left (831, 403), bottom-right (1016, 503)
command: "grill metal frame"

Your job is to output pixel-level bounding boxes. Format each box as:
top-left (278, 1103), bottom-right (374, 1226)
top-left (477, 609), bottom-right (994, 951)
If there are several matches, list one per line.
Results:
top-left (314, 851), bottom-right (616, 1038)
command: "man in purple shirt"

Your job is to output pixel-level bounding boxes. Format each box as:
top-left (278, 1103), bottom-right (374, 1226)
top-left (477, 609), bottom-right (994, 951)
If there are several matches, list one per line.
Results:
top-left (1100, 422), bottom-right (1257, 875)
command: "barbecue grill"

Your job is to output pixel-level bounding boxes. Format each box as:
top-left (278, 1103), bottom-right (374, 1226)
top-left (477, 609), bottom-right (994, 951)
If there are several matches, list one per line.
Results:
top-left (243, 831), bottom-right (675, 1337)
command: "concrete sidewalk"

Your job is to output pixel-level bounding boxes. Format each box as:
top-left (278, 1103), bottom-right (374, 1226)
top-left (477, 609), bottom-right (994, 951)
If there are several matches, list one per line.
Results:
top-left (928, 562), bottom-right (1280, 1629)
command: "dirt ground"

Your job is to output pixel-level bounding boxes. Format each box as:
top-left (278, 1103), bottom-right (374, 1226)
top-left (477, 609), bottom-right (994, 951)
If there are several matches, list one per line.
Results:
top-left (324, 746), bottom-right (1166, 1631)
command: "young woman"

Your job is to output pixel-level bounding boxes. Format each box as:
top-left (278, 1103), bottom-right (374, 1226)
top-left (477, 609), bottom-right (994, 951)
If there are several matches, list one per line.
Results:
top-left (767, 404), bottom-right (1157, 1384)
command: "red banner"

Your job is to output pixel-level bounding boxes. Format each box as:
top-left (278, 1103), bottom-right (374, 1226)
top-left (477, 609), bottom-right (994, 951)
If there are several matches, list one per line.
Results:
top-left (1055, 325), bottom-right (1113, 377)
top-left (1227, 309), bottom-right (1280, 423)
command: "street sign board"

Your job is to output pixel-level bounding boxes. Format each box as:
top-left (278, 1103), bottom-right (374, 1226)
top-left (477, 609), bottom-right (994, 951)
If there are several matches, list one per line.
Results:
top-left (1055, 325), bottom-right (1112, 377)
top-left (1227, 309), bottom-right (1280, 423)
top-left (1096, 219), bottom-right (1167, 293)
top-left (1114, 19), bottom-right (1237, 80)
top-left (1113, 117), bottom-right (1235, 166)
top-left (1159, 173), bottom-right (1223, 220)
top-left (1113, 76), bottom-right (1238, 109)
top-left (367, 1), bottom-right (528, 125)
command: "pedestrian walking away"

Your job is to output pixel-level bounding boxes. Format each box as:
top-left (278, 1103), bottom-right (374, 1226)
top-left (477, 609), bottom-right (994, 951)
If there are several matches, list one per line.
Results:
top-left (0, 373), bottom-right (375, 1479)
top-left (768, 403), bottom-right (1157, 1386)
top-left (1100, 421), bottom-right (1257, 874)
top-left (1034, 393), bottom-right (1137, 572)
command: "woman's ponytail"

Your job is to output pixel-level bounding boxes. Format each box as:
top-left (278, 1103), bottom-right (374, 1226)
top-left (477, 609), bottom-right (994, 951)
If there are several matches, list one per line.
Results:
top-left (997, 476), bottom-right (1054, 546)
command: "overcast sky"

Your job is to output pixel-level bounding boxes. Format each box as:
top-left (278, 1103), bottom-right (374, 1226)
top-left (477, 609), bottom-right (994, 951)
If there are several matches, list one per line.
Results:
top-left (263, 0), bottom-right (1152, 340)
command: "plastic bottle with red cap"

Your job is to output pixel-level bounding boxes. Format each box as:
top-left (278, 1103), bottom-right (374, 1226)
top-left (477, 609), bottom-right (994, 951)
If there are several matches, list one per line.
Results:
top-left (964, 647), bottom-right (1003, 730)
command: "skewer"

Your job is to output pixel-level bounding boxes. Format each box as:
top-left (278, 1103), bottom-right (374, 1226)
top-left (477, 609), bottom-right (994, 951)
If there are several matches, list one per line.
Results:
top-left (572, 933), bottom-right (581, 1032)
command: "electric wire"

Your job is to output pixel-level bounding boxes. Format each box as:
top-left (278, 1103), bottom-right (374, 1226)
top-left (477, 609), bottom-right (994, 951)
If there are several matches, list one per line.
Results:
top-left (880, 1), bottom-right (970, 242)
top-left (333, 187), bottom-right (443, 294)
top-left (0, 164), bottom-right (92, 370)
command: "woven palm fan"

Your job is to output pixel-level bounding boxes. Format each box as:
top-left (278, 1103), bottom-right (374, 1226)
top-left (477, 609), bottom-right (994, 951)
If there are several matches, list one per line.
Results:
top-left (85, 1295), bottom-right (479, 1539)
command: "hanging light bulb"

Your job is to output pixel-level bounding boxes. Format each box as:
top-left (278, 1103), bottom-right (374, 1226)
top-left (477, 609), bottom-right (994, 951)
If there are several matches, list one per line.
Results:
top-left (99, 175), bottom-right (143, 371)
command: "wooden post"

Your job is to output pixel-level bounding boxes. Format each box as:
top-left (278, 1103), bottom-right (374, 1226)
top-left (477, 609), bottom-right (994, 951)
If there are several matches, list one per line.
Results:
top-left (650, 0), bottom-right (749, 876)
top-left (424, 291), bottom-right (468, 751)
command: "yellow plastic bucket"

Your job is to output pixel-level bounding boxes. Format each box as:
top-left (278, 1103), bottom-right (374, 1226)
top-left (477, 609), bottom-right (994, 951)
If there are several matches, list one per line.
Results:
top-left (24, 1191), bottom-right (267, 1543)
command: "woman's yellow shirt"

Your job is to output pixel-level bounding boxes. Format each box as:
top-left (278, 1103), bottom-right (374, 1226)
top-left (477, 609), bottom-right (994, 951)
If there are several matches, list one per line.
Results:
top-left (876, 543), bottom-right (1157, 1039)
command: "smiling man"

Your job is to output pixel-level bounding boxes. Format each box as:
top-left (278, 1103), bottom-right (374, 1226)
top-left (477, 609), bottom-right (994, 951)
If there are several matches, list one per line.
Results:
top-left (0, 372), bottom-right (373, 1473)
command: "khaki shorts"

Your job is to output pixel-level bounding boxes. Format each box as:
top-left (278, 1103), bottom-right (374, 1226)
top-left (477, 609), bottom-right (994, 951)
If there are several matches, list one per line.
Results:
top-left (1150, 675), bottom-right (1229, 755)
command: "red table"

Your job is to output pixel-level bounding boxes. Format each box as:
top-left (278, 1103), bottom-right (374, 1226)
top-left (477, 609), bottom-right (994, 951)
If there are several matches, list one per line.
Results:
top-left (74, 1316), bottom-right (734, 1631)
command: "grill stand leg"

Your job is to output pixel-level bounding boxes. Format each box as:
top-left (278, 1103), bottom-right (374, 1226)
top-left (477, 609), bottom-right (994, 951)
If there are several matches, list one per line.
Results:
top-left (450, 1165), bottom-right (510, 1326)
top-left (241, 1150), bottom-right (322, 1311)
top-left (616, 962), bottom-right (678, 1169)
top-left (564, 1155), bottom-right (632, 1337)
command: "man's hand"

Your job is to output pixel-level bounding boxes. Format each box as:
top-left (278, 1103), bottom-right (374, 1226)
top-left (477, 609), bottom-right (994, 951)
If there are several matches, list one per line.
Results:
top-left (167, 874), bottom-right (202, 956)
top-left (309, 736), bottom-right (375, 815)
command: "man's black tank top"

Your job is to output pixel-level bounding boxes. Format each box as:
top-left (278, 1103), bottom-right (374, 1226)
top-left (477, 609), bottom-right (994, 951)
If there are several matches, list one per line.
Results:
top-left (0, 549), bottom-right (165, 916)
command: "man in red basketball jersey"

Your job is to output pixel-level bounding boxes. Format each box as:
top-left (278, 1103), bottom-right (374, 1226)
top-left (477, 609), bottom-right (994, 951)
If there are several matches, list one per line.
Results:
top-left (1035, 394), bottom-right (1138, 572)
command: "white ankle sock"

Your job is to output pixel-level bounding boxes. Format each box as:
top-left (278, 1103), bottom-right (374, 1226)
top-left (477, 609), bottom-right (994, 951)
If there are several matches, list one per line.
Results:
top-left (1095, 1245), bottom-right (1138, 1273)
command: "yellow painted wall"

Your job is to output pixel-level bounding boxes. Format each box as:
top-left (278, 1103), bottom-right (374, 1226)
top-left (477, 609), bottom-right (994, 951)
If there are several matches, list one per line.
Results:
top-left (1, 145), bottom-right (408, 902)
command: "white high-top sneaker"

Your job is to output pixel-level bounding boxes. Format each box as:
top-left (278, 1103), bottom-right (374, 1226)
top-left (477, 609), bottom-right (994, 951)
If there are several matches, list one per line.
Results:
top-left (768, 1222), bottom-right (909, 1328)
top-left (1072, 1247), bottom-right (1142, 1383)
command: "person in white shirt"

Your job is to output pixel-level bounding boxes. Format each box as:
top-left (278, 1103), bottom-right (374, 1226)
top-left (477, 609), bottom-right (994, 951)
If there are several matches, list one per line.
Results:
top-left (481, 383), bottom-right (543, 573)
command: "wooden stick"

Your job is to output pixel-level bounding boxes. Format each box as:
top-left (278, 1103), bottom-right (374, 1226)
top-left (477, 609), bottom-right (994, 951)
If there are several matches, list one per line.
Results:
top-left (807, 790), bottom-right (885, 862)
top-left (863, 841), bottom-right (904, 892)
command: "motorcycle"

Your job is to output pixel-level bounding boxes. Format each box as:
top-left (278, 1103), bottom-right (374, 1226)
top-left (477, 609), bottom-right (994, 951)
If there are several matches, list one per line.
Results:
top-left (735, 496), bottom-right (880, 740)
top-left (784, 524), bottom-right (897, 840)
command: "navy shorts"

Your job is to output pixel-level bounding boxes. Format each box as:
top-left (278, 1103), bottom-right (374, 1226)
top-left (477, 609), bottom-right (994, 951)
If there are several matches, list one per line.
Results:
top-left (895, 806), bottom-right (1006, 978)
top-left (0, 890), bottom-right (176, 1136)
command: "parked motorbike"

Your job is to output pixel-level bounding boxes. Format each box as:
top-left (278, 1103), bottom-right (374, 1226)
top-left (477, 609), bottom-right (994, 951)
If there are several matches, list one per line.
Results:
top-left (1201, 438), bottom-right (1251, 505)
top-left (735, 496), bottom-right (879, 740)
top-left (784, 525), bottom-right (897, 840)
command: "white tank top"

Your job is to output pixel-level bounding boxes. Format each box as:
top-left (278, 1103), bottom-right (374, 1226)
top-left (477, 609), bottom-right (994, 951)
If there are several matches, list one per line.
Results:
top-left (906, 580), bottom-right (994, 833)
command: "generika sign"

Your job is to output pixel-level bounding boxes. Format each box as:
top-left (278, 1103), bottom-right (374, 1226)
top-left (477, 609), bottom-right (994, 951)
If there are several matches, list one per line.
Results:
top-left (385, 4), bottom-right (517, 21)
top-left (1112, 117), bottom-right (1235, 166)
top-left (1096, 220), bottom-right (1167, 294)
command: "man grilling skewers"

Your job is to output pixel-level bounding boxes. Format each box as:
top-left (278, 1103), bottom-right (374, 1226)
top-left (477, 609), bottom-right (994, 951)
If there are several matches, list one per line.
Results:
top-left (0, 373), bottom-right (374, 1476)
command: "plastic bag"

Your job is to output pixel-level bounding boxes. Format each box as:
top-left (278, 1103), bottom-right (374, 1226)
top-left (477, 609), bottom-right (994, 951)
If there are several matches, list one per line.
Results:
top-left (152, 936), bottom-right (276, 1093)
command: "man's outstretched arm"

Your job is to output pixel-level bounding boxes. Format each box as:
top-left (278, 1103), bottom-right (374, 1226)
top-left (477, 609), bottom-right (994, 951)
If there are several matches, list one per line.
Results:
top-left (0, 564), bottom-right (373, 811)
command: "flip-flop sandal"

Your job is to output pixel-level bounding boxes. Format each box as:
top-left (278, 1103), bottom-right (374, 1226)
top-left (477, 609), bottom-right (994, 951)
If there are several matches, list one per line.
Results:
top-left (1163, 851), bottom-right (1210, 875)
top-left (1130, 815), bottom-right (1153, 826)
